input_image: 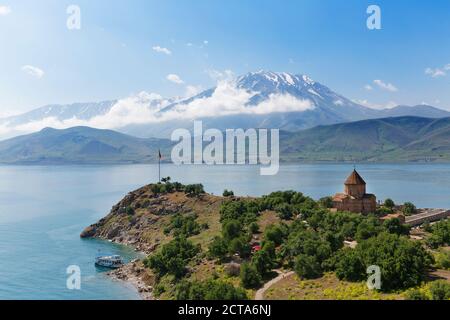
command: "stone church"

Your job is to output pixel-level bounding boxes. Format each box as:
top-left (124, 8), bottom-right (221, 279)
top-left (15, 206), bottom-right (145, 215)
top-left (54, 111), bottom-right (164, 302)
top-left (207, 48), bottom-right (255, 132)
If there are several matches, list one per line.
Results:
top-left (332, 169), bottom-right (377, 214)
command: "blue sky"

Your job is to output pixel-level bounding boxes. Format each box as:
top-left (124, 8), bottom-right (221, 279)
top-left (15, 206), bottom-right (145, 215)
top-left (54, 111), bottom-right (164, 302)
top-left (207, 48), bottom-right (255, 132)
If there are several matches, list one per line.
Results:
top-left (0, 0), bottom-right (449, 115)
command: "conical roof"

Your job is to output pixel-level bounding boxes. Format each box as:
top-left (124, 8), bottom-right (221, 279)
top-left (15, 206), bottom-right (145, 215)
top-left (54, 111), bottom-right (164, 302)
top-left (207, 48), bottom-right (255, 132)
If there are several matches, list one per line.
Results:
top-left (345, 170), bottom-right (366, 185)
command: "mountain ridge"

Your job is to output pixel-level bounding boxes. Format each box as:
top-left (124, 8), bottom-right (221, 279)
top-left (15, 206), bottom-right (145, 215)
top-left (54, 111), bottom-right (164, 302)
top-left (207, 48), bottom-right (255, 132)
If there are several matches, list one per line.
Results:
top-left (2, 116), bottom-right (450, 164)
top-left (1, 71), bottom-right (449, 140)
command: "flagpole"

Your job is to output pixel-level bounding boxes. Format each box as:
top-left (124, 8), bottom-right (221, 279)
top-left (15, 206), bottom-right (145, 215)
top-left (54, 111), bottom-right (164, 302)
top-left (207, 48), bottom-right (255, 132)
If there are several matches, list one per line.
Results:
top-left (158, 149), bottom-right (161, 183)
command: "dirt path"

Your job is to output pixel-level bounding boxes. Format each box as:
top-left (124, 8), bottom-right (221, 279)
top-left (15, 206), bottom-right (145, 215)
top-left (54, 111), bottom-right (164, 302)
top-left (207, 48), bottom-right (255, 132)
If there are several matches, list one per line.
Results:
top-left (254, 271), bottom-right (295, 300)
top-left (429, 269), bottom-right (450, 282)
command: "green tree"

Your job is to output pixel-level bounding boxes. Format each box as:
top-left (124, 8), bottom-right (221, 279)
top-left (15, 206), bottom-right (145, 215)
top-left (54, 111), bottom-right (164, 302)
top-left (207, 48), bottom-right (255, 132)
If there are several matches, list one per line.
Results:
top-left (336, 233), bottom-right (433, 291)
top-left (223, 189), bottom-right (234, 197)
top-left (208, 236), bottom-right (229, 260)
top-left (319, 196), bottom-right (333, 209)
top-left (355, 217), bottom-right (383, 242)
top-left (222, 220), bottom-right (243, 241)
top-left (185, 184), bottom-right (205, 197)
top-left (249, 222), bottom-right (260, 234)
top-left (383, 218), bottom-right (410, 236)
top-left (294, 254), bottom-right (322, 279)
top-left (335, 249), bottom-right (365, 282)
top-left (228, 237), bottom-right (251, 258)
top-left (145, 237), bottom-right (200, 278)
top-left (240, 263), bottom-right (262, 289)
top-left (384, 198), bottom-right (395, 209)
top-left (263, 224), bottom-right (286, 246)
top-left (426, 219), bottom-right (450, 249)
top-left (402, 202), bottom-right (417, 215)
top-left (252, 249), bottom-right (275, 277)
top-left (275, 203), bottom-right (294, 220)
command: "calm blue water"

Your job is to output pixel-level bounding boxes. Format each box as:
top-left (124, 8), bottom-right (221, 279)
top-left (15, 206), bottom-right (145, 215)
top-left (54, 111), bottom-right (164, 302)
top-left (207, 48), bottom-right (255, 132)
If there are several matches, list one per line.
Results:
top-left (1, 163), bottom-right (450, 299)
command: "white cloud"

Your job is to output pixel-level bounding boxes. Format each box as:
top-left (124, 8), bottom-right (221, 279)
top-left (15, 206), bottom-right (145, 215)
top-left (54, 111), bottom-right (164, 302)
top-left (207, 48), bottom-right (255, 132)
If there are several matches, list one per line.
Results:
top-left (354, 99), bottom-right (398, 109)
top-left (165, 80), bottom-right (314, 119)
top-left (425, 67), bottom-right (446, 78)
top-left (364, 85), bottom-right (373, 91)
top-left (203, 40), bottom-right (209, 45)
top-left (0, 80), bottom-right (316, 138)
top-left (166, 74), bottom-right (184, 85)
top-left (186, 42), bottom-right (193, 47)
top-left (205, 69), bottom-right (234, 81)
top-left (21, 65), bottom-right (45, 79)
top-left (152, 45), bottom-right (172, 55)
top-left (185, 85), bottom-right (203, 97)
top-left (0, 5), bottom-right (11, 15)
top-left (425, 63), bottom-right (450, 78)
top-left (373, 79), bottom-right (398, 92)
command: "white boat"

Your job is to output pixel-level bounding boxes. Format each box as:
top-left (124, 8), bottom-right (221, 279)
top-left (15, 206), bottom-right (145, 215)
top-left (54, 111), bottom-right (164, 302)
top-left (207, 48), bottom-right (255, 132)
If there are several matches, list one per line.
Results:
top-left (95, 255), bottom-right (124, 269)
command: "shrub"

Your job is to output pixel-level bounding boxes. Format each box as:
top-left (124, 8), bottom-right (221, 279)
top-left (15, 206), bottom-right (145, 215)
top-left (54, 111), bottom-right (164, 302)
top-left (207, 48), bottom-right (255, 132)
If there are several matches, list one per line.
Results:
top-left (175, 279), bottom-right (248, 300)
top-left (185, 184), bottom-right (205, 197)
top-left (223, 189), bottom-right (234, 197)
top-left (405, 289), bottom-right (429, 300)
top-left (165, 213), bottom-right (202, 237)
top-left (153, 283), bottom-right (166, 297)
top-left (429, 280), bottom-right (450, 300)
top-left (434, 250), bottom-right (450, 270)
top-left (125, 206), bottom-right (135, 216)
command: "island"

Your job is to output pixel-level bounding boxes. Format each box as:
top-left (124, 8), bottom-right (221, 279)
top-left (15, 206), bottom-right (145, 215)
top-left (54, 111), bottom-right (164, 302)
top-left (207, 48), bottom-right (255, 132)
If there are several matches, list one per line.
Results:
top-left (81, 173), bottom-right (450, 300)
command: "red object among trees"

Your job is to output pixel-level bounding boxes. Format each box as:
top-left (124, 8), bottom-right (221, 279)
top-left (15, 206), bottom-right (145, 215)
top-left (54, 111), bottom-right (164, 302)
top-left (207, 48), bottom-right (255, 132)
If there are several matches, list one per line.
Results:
top-left (252, 245), bottom-right (262, 253)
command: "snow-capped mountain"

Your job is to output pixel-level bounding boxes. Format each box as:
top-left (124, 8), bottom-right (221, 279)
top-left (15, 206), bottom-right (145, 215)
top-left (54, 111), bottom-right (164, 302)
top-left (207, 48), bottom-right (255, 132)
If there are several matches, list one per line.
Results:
top-left (0, 71), bottom-right (449, 139)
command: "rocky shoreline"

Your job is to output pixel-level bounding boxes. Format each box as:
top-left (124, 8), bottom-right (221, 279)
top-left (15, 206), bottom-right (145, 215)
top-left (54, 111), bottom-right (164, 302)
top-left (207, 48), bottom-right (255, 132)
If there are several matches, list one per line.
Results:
top-left (108, 259), bottom-right (154, 300)
top-left (80, 184), bottom-right (224, 300)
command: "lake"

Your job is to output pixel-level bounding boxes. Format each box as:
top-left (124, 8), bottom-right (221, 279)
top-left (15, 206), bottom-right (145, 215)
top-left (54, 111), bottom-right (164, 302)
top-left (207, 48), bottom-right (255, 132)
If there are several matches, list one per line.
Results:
top-left (1, 163), bottom-right (450, 299)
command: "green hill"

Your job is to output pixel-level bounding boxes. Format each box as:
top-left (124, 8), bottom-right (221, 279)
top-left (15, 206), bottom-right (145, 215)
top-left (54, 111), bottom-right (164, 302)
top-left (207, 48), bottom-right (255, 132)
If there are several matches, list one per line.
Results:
top-left (0, 126), bottom-right (172, 164)
top-left (2, 116), bottom-right (450, 164)
top-left (280, 116), bottom-right (450, 162)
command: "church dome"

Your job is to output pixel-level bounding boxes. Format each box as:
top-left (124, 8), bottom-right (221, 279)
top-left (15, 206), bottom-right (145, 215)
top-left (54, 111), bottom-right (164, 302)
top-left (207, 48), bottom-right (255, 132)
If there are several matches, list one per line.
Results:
top-left (345, 170), bottom-right (366, 186)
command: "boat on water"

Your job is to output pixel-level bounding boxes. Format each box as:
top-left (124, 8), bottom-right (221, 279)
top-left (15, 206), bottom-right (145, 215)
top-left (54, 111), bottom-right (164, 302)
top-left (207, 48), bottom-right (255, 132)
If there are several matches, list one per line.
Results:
top-left (95, 254), bottom-right (124, 269)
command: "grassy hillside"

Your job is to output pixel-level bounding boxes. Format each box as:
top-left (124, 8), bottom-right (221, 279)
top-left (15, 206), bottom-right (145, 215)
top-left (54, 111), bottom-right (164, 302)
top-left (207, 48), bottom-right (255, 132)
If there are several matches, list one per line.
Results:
top-left (0, 126), bottom-right (172, 164)
top-left (3, 116), bottom-right (450, 164)
top-left (81, 181), bottom-right (450, 300)
top-left (281, 116), bottom-right (450, 162)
